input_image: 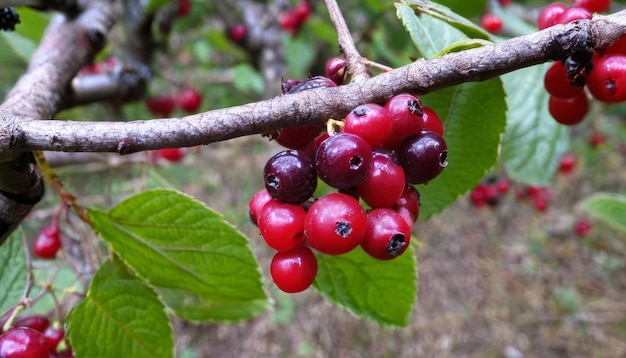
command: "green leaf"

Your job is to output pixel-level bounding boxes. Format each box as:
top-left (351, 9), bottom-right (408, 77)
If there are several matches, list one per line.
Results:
top-left (87, 189), bottom-right (269, 322)
top-left (313, 246), bottom-right (417, 327)
top-left (0, 230), bottom-right (26, 314)
top-left (14, 7), bottom-right (50, 43)
top-left (157, 288), bottom-right (269, 323)
top-left (433, 38), bottom-right (493, 58)
top-left (419, 78), bottom-right (507, 218)
top-left (401, 0), bottom-right (491, 41)
top-left (285, 34), bottom-right (316, 78)
top-left (432, 0), bottom-right (488, 19)
top-left (501, 64), bottom-right (570, 185)
top-left (144, 0), bottom-right (171, 12)
top-left (582, 193), bottom-right (626, 234)
top-left (0, 31), bottom-right (37, 62)
top-left (232, 63), bottom-right (265, 94)
top-left (66, 258), bottom-right (173, 358)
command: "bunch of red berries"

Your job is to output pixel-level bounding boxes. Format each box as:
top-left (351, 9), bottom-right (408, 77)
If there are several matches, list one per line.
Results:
top-left (145, 87), bottom-right (203, 117)
top-left (470, 177), bottom-right (510, 208)
top-left (0, 315), bottom-right (72, 358)
top-left (539, 1), bottom-right (626, 125)
top-left (250, 76), bottom-right (447, 293)
top-left (278, 0), bottom-right (312, 36)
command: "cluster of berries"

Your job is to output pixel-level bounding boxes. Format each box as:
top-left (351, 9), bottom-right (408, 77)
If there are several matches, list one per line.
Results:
top-left (0, 315), bottom-right (71, 358)
top-left (538, 1), bottom-right (626, 125)
top-left (0, 7), bottom-right (20, 31)
top-left (470, 177), bottom-right (511, 208)
top-left (249, 65), bottom-right (447, 293)
top-left (278, 0), bottom-right (312, 36)
top-left (145, 87), bottom-right (203, 117)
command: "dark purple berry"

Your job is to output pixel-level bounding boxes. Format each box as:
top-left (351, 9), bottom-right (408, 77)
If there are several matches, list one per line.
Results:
top-left (282, 76), bottom-right (337, 94)
top-left (315, 133), bottom-right (372, 189)
top-left (399, 132), bottom-right (448, 184)
top-left (264, 150), bottom-right (317, 203)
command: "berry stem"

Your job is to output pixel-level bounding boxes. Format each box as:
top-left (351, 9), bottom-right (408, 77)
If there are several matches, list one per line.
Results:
top-left (324, 0), bottom-right (371, 82)
top-left (362, 59), bottom-right (394, 73)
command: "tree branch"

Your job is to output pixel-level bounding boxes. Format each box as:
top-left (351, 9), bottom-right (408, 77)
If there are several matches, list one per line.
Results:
top-left (2, 11), bottom-right (625, 156)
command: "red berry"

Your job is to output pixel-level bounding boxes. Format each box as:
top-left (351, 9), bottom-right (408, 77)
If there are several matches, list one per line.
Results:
top-left (544, 61), bottom-right (584, 99)
top-left (538, 3), bottom-right (567, 30)
top-left (293, 1), bottom-right (312, 23)
top-left (470, 183), bottom-right (488, 207)
top-left (43, 326), bottom-right (65, 352)
top-left (605, 35), bottom-right (626, 56)
top-left (343, 103), bottom-right (393, 149)
top-left (12, 316), bottom-right (50, 333)
top-left (33, 223), bottom-right (61, 260)
top-left (264, 150), bottom-right (317, 203)
top-left (555, 6), bottom-right (592, 25)
top-left (248, 188), bottom-right (273, 226)
top-left (356, 151), bottom-right (405, 209)
top-left (533, 195), bottom-right (549, 212)
top-left (481, 13), bottom-right (503, 34)
top-left (399, 132), bottom-right (448, 184)
top-left (361, 208), bottom-right (412, 260)
top-left (157, 148), bottom-right (185, 162)
top-left (421, 106), bottom-right (444, 136)
top-left (258, 200), bottom-right (307, 252)
top-left (574, 0), bottom-right (611, 13)
top-left (587, 54), bottom-right (626, 103)
top-left (274, 125), bottom-right (323, 150)
top-left (146, 95), bottom-right (176, 117)
top-left (574, 219), bottom-right (592, 237)
top-left (496, 179), bottom-right (510, 194)
top-left (0, 327), bottom-right (48, 358)
top-left (304, 193), bottom-right (367, 255)
top-left (228, 24), bottom-right (247, 44)
top-left (499, 0), bottom-right (511, 6)
top-left (558, 153), bottom-right (577, 174)
top-left (391, 186), bottom-right (420, 228)
top-left (178, 88), bottom-right (202, 113)
top-left (177, 0), bottom-right (191, 17)
top-left (270, 245), bottom-right (317, 293)
top-left (315, 133), bottom-right (372, 189)
top-left (548, 92), bottom-right (589, 125)
top-left (383, 94), bottom-right (424, 149)
top-left (279, 11), bottom-right (301, 36)
top-left (325, 57), bottom-right (346, 85)
top-left (589, 132), bottom-right (606, 147)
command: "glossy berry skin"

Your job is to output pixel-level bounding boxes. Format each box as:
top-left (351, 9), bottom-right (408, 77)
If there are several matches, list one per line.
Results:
top-left (574, 0), bottom-right (611, 13)
top-left (315, 133), bottom-right (372, 189)
top-left (0, 327), bottom-right (49, 358)
top-left (399, 132), bottom-right (448, 184)
top-left (264, 150), bottom-right (317, 203)
top-left (391, 186), bottom-right (420, 228)
top-left (33, 224), bottom-right (61, 260)
top-left (537, 3), bottom-right (567, 30)
top-left (421, 106), bottom-right (444, 136)
top-left (480, 13), bottom-right (503, 34)
top-left (248, 188), bottom-right (273, 226)
top-left (357, 152), bottom-right (405, 209)
top-left (383, 94), bottom-right (424, 149)
top-left (343, 103), bottom-right (393, 148)
top-left (544, 61), bottom-right (584, 99)
top-left (555, 7), bottom-right (592, 25)
top-left (157, 148), bottom-right (185, 162)
top-left (43, 326), bottom-right (65, 352)
top-left (145, 95), bottom-right (176, 117)
top-left (258, 200), bottom-right (307, 252)
top-left (587, 54), bottom-right (626, 103)
top-left (325, 57), bottom-right (346, 85)
top-left (304, 193), bottom-right (367, 255)
top-left (12, 316), bottom-right (50, 333)
top-left (274, 125), bottom-right (323, 150)
top-left (606, 36), bottom-right (626, 56)
top-left (548, 92), bottom-right (589, 125)
top-left (270, 245), bottom-right (317, 293)
top-left (178, 88), bottom-right (202, 113)
top-left (361, 209), bottom-right (411, 260)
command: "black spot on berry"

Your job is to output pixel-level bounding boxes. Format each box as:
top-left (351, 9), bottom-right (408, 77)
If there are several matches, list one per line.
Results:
top-left (353, 106), bottom-right (368, 116)
top-left (266, 175), bottom-right (280, 190)
top-left (407, 99), bottom-right (423, 116)
top-left (335, 221), bottom-right (352, 238)
top-left (387, 234), bottom-right (406, 256)
top-left (349, 155), bottom-right (363, 170)
top-left (439, 150), bottom-right (448, 167)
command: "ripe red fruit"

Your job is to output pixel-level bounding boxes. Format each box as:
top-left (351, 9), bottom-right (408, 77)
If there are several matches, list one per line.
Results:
top-left (574, 0), bottom-right (611, 13)
top-left (325, 57), bottom-right (346, 85)
top-left (496, 179), bottom-right (510, 194)
top-left (315, 133), bottom-right (372, 189)
top-left (421, 106), bottom-right (444, 136)
top-left (33, 223), bottom-right (61, 260)
top-left (544, 61), bottom-right (584, 99)
top-left (0, 327), bottom-right (49, 358)
top-left (293, 1), bottom-right (312, 23)
top-left (43, 326), bottom-right (65, 351)
top-left (605, 35), bottom-right (626, 56)
top-left (356, 151), bottom-right (405, 209)
top-left (383, 94), bottom-right (424, 149)
top-left (399, 132), bottom-right (448, 184)
top-left (274, 125), bottom-right (323, 150)
top-left (391, 186), bottom-right (420, 228)
top-left (574, 219), bottom-right (592, 237)
top-left (157, 148), bottom-right (185, 162)
top-left (304, 193), bottom-right (367, 255)
top-left (343, 103), bottom-right (393, 149)
top-left (558, 153), bottom-right (577, 174)
top-left (264, 150), bottom-right (317, 203)
top-left (279, 11), bottom-right (301, 36)
top-left (258, 200), bottom-right (307, 252)
top-left (177, 0), bottom-right (191, 17)
top-left (548, 92), bottom-right (589, 125)
top-left (361, 209), bottom-right (412, 260)
top-left (588, 132), bottom-right (606, 147)
top-left (12, 316), bottom-right (50, 333)
top-left (555, 6), bottom-right (592, 25)
top-left (481, 13), bottom-right (503, 34)
top-left (538, 3), bottom-right (567, 30)
top-left (178, 88), bottom-right (202, 113)
top-left (228, 24), bottom-right (247, 44)
top-left (587, 54), bottom-right (626, 103)
top-left (248, 188), bottom-right (273, 226)
top-left (145, 95), bottom-right (176, 117)
top-left (270, 245), bottom-right (318, 293)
